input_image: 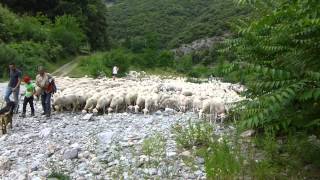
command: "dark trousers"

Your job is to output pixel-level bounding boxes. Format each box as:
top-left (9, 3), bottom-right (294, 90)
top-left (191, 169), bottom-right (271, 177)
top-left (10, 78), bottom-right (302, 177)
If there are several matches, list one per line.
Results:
top-left (41, 92), bottom-right (52, 115)
top-left (23, 96), bottom-right (34, 115)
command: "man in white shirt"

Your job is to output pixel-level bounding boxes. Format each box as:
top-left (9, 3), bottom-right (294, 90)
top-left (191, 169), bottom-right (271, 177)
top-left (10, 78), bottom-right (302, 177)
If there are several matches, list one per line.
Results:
top-left (35, 66), bottom-right (55, 117)
top-left (112, 66), bottom-right (119, 80)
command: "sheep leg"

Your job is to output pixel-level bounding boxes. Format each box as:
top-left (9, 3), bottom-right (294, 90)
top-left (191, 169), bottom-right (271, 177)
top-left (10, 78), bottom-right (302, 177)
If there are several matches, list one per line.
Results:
top-left (72, 102), bottom-right (76, 113)
top-left (213, 112), bottom-right (217, 124)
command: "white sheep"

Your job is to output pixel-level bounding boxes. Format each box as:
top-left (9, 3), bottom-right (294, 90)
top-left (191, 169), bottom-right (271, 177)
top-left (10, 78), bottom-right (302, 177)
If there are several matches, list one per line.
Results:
top-left (108, 95), bottom-right (125, 113)
top-left (199, 99), bottom-right (226, 123)
top-left (53, 94), bottom-right (78, 112)
top-left (192, 97), bottom-right (203, 113)
top-left (93, 94), bottom-right (113, 114)
top-left (125, 92), bottom-right (138, 111)
top-left (179, 96), bottom-right (193, 112)
top-left (143, 95), bottom-right (155, 115)
top-left (134, 94), bottom-right (145, 113)
top-left (83, 93), bottom-right (101, 113)
top-left (160, 97), bottom-right (180, 111)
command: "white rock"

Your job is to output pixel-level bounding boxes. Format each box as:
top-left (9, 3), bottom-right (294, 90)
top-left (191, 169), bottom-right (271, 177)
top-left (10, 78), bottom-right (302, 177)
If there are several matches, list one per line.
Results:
top-left (63, 148), bottom-right (79, 159)
top-left (82, 114), bottom-right (93, 121)
top-left (39, 128), bottom-right (52, 138)
top-left (30, 161), bottom-right (40, 172)
top-left (181, 151), bottom-right (192, 157)
top-left (166, 152), bottom-right (177, 157)
top-left (240, 129), bottom-right (255, 138)
top-left (97, 132), bottom-right (114, 145)
top-left (155, 110), bottom-right (162, 116)
top-left (164, 108), bottom-right (176, 114)
top-left (0, 134), bottom-right (8, 141)
top-left (0, 156), bottom-right (11, 171)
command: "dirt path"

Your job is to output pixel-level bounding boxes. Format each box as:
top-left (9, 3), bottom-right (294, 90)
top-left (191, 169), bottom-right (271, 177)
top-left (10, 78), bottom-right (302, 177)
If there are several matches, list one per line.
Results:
top-left (52, 57), bottom-right (82, 77)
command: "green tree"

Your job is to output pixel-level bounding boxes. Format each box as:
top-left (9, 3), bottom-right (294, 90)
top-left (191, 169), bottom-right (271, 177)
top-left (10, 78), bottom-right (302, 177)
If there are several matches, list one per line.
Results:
top-left (220, 0), bottom-right (320, 133)
top-left (50, 15), bottom-right (86, 55)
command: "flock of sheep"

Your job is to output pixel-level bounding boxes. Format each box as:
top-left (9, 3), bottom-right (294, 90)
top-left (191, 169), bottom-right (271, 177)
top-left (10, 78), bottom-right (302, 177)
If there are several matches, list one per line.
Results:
top-left (52, 72), bottom-right (245, 122)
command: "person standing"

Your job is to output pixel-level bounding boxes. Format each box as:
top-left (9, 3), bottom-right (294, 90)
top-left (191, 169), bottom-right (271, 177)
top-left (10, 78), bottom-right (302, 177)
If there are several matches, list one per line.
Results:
top-left (36, 66), bottom-right (54, 117)
top-left (21, 76), bottom-right (35, 118)
top-left (4, 63), bottom-right (22, 113)
top-left (112, 66), bottom-right (119, 80)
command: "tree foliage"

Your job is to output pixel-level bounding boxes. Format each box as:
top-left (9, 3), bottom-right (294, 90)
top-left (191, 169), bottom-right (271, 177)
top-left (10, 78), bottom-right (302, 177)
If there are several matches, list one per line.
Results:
top-left (0, 4), bottom-right (86, 78)
top-left (220, 0), bottom-right (320, 133)
top-left (107, 0), bottom-right (249, 49)
top-left (0, 0), bottom-right (109, 50)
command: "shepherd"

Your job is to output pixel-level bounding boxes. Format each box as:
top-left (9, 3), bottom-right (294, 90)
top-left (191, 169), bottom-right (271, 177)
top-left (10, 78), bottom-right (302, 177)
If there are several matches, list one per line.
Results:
top-left (36, 66), bottom-right (56, 118)
top-left (4, 63), bottom-right (22, 113)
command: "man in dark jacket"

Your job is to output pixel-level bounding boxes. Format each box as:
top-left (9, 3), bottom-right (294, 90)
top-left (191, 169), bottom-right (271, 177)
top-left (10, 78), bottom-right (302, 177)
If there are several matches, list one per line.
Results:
top-left (4, 63), bottom-right (22, 113)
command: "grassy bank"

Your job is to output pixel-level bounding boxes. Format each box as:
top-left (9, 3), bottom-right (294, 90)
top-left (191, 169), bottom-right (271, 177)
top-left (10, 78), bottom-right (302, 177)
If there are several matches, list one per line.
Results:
top-left (68, 49), bottom-right (215, 79)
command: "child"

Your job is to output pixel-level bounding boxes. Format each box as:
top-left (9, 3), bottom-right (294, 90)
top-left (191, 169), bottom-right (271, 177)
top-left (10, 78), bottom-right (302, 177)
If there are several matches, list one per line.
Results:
top-left (112, 66), bottom-right (119, 80)
top-left (21, 76), bottom-right (35, 118)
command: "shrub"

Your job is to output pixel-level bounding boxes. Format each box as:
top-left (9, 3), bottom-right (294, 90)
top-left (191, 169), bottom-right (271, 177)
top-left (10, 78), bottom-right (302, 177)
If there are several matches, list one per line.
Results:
top-left (0, 44), bottom-right (49, 78)
top-left (205, 139), bottom-right (243, 179)
top-left (0, 45), bottom-right (22, 78)
top-left (188, 65), bottom-right (210, 78)
top-left (157, 50), bottom-right (174, 67)
top-left (142, 133), bottom-right (166, 158)
top-left (15, 16), bottom-right (49, 42)
top-left (50, 15), bottom-right (86, 55)
top-left (172, 120), bottom-right (213, 149)
top-left (79, 49), bottom-right (131, 78)
top-left (219, 0), bottom-right (320, 133)
top-left (0, 5), bottom-right (19, 43)
top-left (175, 55), bottom-right (193, 74)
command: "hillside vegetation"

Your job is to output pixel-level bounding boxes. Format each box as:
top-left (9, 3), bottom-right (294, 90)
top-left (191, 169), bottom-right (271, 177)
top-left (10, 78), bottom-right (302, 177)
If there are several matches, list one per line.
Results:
top-left (107, 0), bottom-right (249, 49)
top-left (0, 0), bottom-right (108, 79)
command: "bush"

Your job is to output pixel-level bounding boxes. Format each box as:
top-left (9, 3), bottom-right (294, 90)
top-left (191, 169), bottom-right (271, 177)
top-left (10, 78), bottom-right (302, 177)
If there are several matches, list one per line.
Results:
top-left (103, 49), bottom-right (131, 76)
top-left (188, 65), bottom-right (210, 78)
top-left (50, 15), bottom-right (86, 55)
top-left (15, 16), bottom-right (49, 42)
top-left (0, 5), bottom-right (19, 43)
top-left (157, 50), bottom-right (174, 67)
top-left (175, 55), bottom-right (193, 74)
top-left (172, 120), bottom-right (213, 149)
top-left (205, 139), bottom-right (243, 179)
top-left (0, 44), bottom-right (49, 78)
top-left (0, 45), bottom-right (22, 78)
top-left (142, 133), bottom-right (166, 158)
top-left (79, 49), bottom-right (131, 78)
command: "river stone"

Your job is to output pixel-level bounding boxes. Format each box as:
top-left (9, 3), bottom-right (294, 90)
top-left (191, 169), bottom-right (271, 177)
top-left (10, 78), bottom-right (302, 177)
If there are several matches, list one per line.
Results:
top-left (63, 148), bottom-right (79, 159)
top-left (0, 156), bottom-right (11, 171)
top-left (97, 132), bottom-right (114, 145)
top-left (167, 151), bottom-right (177, 157)
top-left (30, 161), bottom-right (40, 172)
top-left (181, 151), bottom-right (192, 157)
top-left (240, 129), bottom-right (255, 138)
top-left (82, 114), bottom-right (93, 121)
top-left (165, 108), bottom-right (176, 114)
top-left (39, 128), bottom-right (52, 138)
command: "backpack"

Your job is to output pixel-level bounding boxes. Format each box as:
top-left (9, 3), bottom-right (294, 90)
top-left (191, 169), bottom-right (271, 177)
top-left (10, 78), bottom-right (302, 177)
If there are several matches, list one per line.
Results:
top-left (47, 80), bottom-right (57, 94)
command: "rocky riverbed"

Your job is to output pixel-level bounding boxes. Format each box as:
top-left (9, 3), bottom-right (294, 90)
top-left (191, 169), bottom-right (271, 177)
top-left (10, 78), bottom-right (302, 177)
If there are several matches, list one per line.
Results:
top-left (0, 79), bottom-right (236, 180)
